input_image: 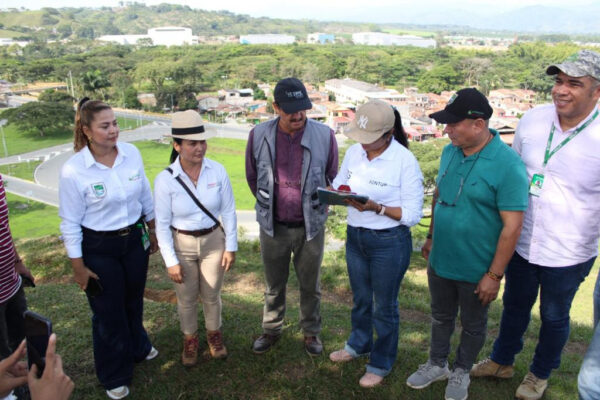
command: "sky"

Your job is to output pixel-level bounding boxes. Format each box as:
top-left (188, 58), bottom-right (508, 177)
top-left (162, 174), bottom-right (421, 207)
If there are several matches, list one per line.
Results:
top-left (2, 0), bottom-right (595, 23)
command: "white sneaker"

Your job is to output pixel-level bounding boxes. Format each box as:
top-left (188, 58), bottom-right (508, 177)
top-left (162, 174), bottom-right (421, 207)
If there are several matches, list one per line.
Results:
top-left (106, 385), bottom-right (129, 399)
top-left (145, 346), bottom-right (158, 361)
top-left (406, 360), bottom-right (450, 389)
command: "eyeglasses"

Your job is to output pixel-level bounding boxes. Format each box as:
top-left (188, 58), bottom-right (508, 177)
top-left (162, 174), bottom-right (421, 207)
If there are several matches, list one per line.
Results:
top-left (437, 151), bottom-right (482, 207)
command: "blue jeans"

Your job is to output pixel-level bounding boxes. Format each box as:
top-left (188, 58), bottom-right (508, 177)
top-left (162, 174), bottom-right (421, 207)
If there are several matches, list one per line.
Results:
top-left (578, 269), bottom-right (600, 400)
top-left (82, 225), bottom-right (152, 390)
top-left (490, 252), bottom-right (595, 379)
top-left (344, 225), bottom-right (411, 377)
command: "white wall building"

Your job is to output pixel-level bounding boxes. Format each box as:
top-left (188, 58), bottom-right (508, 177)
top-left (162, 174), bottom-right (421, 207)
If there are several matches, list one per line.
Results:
top-left (98, 26), bottom-right (196, 47)
top-left (352, 32), bottom-right (436, 48)
top-left (239, 34), bottom-right (295, 45)
top-left (324, 78), bottom-right (404, 105)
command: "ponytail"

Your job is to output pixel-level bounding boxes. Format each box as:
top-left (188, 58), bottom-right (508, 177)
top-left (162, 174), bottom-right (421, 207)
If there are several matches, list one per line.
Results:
top-left (392, 107), bottom-right (409, 149)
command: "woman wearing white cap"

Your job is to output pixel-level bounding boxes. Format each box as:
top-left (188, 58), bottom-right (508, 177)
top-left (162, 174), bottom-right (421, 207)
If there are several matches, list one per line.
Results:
top-left (154, 110), bottom-right (237, 367)
top-left (328, 99), bottom-right (424, 387)
top-left (59, 98), bottom-right (159, 400)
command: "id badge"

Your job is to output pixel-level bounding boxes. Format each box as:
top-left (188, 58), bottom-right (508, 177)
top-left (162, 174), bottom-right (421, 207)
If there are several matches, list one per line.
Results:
top-left (138, 223), bottom-right (150, 250)
top-left (529, 173), bottom-right (544, 197)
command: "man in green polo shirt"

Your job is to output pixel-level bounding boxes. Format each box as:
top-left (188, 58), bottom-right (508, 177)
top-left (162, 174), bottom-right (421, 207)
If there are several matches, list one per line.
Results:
top-left (406, 88), bottom-right (529, 400)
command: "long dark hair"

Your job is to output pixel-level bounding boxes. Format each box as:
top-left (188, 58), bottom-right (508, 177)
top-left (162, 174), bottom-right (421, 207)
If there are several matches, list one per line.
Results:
top-left (392, 107), bottom-right (409, 148)
top-left (169, 138), bottom-right (182, 163)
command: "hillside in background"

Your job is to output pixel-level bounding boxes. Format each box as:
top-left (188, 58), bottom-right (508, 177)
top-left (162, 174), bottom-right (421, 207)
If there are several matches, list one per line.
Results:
top-left (0, 4), bottom-right (377, 40)
top-left (2, 3), bottom-right (600, 41)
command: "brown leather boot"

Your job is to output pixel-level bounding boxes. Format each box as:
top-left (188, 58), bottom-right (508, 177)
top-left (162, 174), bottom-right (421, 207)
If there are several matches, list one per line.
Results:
top-left (182, 333), bottom-right (199, 367)
top-left (207, 329), bottom-right (228, 359)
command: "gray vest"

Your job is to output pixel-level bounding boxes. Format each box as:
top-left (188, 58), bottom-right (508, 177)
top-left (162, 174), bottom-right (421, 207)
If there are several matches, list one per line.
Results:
top-left (251, 117), bottom-right (332, 240)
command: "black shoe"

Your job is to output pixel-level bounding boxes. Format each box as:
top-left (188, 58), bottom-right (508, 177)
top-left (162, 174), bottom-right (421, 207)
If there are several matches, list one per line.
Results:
top-left (252, 333), bottom-right (281, 354)
top-left (304, 336), bottom-right (323, 356)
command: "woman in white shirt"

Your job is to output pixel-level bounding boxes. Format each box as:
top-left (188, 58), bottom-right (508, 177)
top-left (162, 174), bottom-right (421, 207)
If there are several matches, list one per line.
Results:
top-left (58, 99), bottom-right (158, 400)
top-left (154, 110), bottom-right (237, 367)
top-left (328, 100), bottom-right (424, 388)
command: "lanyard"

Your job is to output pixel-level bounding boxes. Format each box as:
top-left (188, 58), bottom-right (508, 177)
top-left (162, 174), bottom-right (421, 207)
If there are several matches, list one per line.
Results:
top-left (543, 109), bottom-right (599, 167)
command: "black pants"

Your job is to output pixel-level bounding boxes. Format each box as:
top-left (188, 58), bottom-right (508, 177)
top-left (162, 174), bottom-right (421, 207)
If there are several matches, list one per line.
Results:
top-left (0, 285), bottom-right (27, 360)
top-left (82, 225), bottom-right (152, 390)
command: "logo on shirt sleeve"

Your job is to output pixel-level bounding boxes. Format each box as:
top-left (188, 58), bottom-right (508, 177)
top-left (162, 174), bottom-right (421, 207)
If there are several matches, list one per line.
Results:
top-left (91, 182), bottom-right (106, 198)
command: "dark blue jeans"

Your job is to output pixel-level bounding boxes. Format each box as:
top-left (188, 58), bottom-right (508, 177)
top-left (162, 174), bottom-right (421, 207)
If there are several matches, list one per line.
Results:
top-left (490, 252), bottom-right (595, 379)
top-left (345, 225), bottom-right (411, 377)
top-left (82, 226), bottom-right (152, 390)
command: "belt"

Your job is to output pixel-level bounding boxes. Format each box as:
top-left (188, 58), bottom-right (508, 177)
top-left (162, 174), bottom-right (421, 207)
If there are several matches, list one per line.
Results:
top-left (82, 219), bottom-right (142, 237)
top-left (275, 220), bottom-right (304, 228)
top-left (171, 224), bottom-right (219, 237)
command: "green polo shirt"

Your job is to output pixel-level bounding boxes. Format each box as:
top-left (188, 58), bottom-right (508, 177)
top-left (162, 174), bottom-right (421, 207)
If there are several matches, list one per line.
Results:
top-left (429, 131), bottom-right (528, 283)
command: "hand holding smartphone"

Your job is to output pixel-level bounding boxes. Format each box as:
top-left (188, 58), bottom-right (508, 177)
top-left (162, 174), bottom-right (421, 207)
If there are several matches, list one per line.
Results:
top-left (23, 311), bottom-right (52, 378)
top-left (85, 277), bottom-right (103, 297)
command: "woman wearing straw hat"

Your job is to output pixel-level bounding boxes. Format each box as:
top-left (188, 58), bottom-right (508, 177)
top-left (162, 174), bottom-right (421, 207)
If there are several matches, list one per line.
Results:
top-left (59, 98), bottom-right (159, 400)
top-left (328, 99), bottom-right (424, 388)
top-left (154, 110), bottom-right (237, 367)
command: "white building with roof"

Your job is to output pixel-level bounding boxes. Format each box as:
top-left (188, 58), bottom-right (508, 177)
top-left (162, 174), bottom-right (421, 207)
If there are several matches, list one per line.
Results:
top-left (98, 26), bottom-right (196, 47)
top-left (352, 32), bottom-right (436, 48)
top-left (239, 34), bottom-right (295, 45)
top-left (324, 78), bottom-right (405, 105)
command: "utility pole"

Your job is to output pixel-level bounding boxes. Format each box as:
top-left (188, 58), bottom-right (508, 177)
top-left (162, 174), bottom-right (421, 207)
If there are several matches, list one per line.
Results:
top-left (0, 119), bottom-right (8, 158)
top-left (68, 70), bottom-right (75, 98)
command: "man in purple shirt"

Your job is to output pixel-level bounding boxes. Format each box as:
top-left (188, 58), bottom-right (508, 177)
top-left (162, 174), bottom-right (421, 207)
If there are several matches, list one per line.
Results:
top-left (245, 77), bottom-right (338, 356)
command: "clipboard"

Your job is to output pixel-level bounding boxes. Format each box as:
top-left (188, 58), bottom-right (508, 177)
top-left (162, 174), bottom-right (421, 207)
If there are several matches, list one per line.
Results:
top-left (317, 187), bottom-right (369, 206)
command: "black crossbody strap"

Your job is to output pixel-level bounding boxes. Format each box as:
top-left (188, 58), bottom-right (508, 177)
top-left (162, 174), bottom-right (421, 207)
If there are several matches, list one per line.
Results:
top-left (166, 167), bottom-right (221, 228)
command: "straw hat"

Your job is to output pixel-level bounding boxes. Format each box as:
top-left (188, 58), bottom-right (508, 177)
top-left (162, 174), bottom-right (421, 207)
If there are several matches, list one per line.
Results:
top-left (167, 110), bottom-right (216, 140)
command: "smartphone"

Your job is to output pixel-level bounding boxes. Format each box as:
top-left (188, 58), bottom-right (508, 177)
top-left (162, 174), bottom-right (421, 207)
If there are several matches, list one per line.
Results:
top-left (20, 274), bottom-right (35, 288)
top-left (23, 310), bottom-right (52, 377)
top-left (85, 277), bottom-right (103, 297)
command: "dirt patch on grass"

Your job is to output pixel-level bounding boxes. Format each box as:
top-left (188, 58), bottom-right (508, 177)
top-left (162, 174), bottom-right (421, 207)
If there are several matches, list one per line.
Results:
top-left (144, 288), bottom-right (177, 304)
top-left (564, 340), bottom-right (588, 356)
top-left (400, 309), bottom-right (430, 324)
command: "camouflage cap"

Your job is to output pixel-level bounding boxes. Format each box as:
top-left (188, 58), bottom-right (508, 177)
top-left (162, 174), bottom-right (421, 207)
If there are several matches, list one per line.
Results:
top-left (546, 50), bottom-right (600, 81)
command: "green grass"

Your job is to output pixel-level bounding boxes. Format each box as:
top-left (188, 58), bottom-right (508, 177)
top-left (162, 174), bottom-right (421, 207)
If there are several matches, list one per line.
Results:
top-left (136, 138), bottom-right (255, 210)
top-left (0, 160), bottom-right (41, 181)
top-left (6, 192), bottom-right (61, 238)
top-left (6, 193), bottom-right (596, 399)
top-left (0, 117), bottom-right (150, 157)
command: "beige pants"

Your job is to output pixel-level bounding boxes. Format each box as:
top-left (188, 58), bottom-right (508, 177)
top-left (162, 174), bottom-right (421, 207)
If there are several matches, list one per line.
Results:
top-left (173, 228), bottom-right (225, 334)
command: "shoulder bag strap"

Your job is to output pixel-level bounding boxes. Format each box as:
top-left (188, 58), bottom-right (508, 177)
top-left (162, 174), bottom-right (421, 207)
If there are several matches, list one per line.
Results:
top-left (166, 167), bottom-right (222, 228)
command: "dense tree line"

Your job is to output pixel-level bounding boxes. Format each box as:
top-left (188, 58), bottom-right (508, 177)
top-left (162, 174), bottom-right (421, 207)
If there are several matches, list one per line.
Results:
top-left (0, 39), bottom-right (582, 110)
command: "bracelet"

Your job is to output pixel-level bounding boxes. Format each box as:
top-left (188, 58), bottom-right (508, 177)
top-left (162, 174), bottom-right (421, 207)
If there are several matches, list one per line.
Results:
top-left (486, 270), bottom-right (503, 282)
top-left (426, 232), bottom-right (433, 240)
top-left (377, 205), bottom-right (386, 216)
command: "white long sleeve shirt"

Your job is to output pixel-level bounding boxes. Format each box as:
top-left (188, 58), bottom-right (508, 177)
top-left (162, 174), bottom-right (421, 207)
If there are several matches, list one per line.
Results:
top-left (154, 156), bottom-right (238, 268)
top-left (59, 142), bottom-right (155, 258)
top-left (332, 140), bottom-right (424, 229)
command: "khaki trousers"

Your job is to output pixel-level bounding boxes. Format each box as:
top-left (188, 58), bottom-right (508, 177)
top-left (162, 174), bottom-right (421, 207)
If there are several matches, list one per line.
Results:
top-left (173, 228), bottom-right (225, 334)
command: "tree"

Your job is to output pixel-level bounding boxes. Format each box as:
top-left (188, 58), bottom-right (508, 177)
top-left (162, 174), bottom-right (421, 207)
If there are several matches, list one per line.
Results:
top-left (38, 89), bottom-right (73, 104)
top-left (81, 69), bottom-right (111, 100)
top-left (1, 102), bottom-right (74, 137)
top-left (123, 87), bottom-right (142, 109)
